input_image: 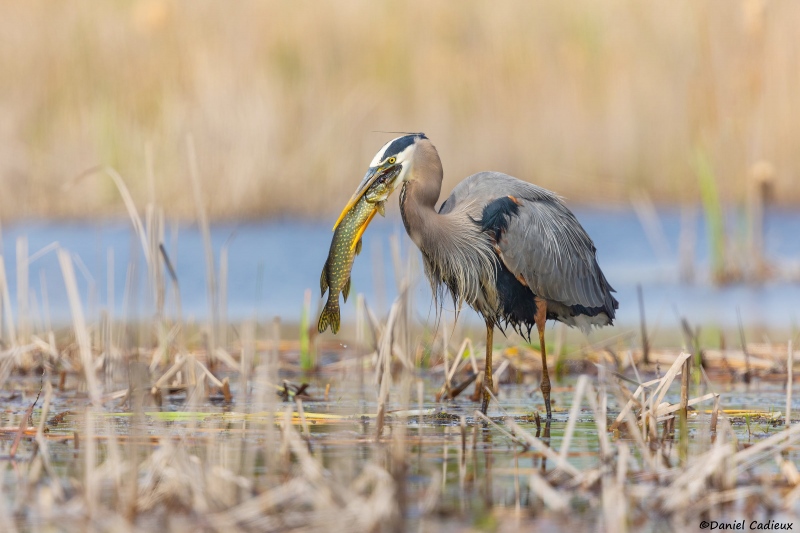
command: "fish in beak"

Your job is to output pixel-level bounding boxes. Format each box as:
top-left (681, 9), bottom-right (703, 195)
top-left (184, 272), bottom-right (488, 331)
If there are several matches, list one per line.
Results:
top-left (332, 163), bottom-right (401, 231)
top-left (318, 163), bottom-right (401, 334)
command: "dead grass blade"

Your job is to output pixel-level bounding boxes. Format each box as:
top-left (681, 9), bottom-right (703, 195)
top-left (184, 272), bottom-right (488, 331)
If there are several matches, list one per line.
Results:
top-left (58, 248), bottom-right (101, 405)
top-left (187, 135), bottom-right (218, 361)
top-left (0, 257), bottom-right (17, 347)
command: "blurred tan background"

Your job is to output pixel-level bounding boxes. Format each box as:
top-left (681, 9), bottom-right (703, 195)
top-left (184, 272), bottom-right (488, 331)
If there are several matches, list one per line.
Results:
top-left (0, 0), bottom-right (797, 220)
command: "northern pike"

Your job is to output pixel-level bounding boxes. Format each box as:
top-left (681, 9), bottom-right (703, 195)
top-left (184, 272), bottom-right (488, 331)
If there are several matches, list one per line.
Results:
top-left (318, 165), bottom-right (401, 333)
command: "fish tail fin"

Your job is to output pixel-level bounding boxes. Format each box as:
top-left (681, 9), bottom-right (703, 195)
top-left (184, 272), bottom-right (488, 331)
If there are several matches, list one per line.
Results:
top-left (317, 299), bottom-right (340, 334)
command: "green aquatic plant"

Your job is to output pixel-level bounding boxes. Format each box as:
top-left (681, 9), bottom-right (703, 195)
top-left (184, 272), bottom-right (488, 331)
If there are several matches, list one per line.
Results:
top-left (692, 147), bottom-right (727, 283)
top-left (300, 289), bottom-right (315, 371)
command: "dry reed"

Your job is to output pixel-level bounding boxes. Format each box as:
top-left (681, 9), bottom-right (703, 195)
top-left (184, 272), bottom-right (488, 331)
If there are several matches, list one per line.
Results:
top-left (0, 219), bottom-right (798, 531)
top-left (3, 2), bottom-right (800, 222)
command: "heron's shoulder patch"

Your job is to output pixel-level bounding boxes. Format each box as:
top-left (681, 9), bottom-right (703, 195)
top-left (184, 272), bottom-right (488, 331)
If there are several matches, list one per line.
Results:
top-left (477, 196), bottom-right (521, 238)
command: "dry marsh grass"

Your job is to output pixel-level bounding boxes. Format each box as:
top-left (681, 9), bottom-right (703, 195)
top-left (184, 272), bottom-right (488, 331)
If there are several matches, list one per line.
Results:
top-left (2, 310), bottom-right (800, 531)
top-left (0, 202), bottom-right (799, 530)
top-left (1, 1), bottom-right (799, 220)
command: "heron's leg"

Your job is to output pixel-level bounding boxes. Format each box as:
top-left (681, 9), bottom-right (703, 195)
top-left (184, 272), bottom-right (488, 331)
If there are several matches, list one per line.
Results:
top-left (535, 298), bottom-right (552, 420)
top-left (480, 320), bottom-right (494, 415)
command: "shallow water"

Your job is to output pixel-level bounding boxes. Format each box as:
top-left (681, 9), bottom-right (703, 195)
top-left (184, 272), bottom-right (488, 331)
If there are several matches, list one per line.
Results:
top-left (1, 208), bottom-right (799, 331)
top-left (3, 370), bottom-right (798, 531)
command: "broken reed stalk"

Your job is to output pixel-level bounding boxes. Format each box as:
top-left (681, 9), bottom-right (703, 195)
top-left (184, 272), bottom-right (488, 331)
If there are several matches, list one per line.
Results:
top-left (680, 317), bottom-right (704, 384)
top-left (437, 338), bottom-right (475, 401)
top-left (295, 398), bottom-right (311, 441)
top-left (446, 373), bottom-right (477, 400)
top-left (679, 353), bottom-right (691, 465)
top-left (187, 135), bottom-right (218, 364)
top-left (106, 248), bottom-right (115, 382)
top-left (622, 352), bottom-right (691, 428)
top-left (84, 406), bottom-right (97, 520)
top-left (734, 424), bottom-right (800, 475)
top-left (9, 403), bottom-right (33, 459)
top-left (529, 470), bottom-right (569, 512)
top-left (104, 167), bottom-right (151, 266)
top-left (159, 244), bottom-right (183, 334)
top-left (737, 307), bottom-right (752, 384)
top-left (39, 270), bottom-right (55, 353)
top-left (375, 289), bottom-right (407, 440)
top-left (559, 375), bottom-right (588, 463)
top-left (680, 355), bottom-right (690, 418)
top-left (391, 373), bottom-right (411, 533)
top-left (0, 257), bottom-right (17, 346)
top-left (474, 411), bottom-right (527, 446)
top-left (32, 382), bottom-right (65, 502)
top-left (585, 383), bottom-right (611, 461)
top-left (241, 321), bottom-right (254, 405)
top-left (158, 243), bottom-right (195, 387)
top-left (460, 415), bottom-right (467, 457)
top-left (441, 312), bottom-right (451, 392)
top-left (710, 393), bottom-right (720, 435)
top-left (219, 238), bottom-right (229, 350)
top-left (357, 294), bottom-right (365, 398)
top-left (502, 417), bottom-right (583, 480)
top-left (16, 237), bottom-right (28, 344)
top-left (145, 203), bottom-right (165, 317)
top-left (788, 340), bottom-right (794, 428)
top-left (637, 284), bottom-right (649, 365)
top-left (58, 249), bottom-right (101, 405)
top-left (252, 318), bottom-right (279, 473)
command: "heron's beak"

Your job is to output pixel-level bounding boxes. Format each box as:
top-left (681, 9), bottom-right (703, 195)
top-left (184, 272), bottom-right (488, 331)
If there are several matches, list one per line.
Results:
top-left (332, 164), bottom-right (399, 230)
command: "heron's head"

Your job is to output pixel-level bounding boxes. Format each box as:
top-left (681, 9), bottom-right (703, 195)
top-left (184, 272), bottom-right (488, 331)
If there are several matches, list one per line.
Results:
top-left (333, 133), bottom-right (427, 230)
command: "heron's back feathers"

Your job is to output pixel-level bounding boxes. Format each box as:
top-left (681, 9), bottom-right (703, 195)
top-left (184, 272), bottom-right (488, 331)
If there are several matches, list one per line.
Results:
top-left (436, 171), bottom-right (618, 333)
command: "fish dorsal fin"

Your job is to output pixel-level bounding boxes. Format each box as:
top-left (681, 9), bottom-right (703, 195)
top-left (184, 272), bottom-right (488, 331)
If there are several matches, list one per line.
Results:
top-left (343, 277), bottom-right (351, 303)
top-left (355, 238), bottom-right (363, 256)
top-left (320, 268), bottom-right (329, 297)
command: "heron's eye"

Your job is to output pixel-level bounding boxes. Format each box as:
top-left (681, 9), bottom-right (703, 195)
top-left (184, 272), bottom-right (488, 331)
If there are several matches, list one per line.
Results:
top-left (386, 157), bottom-right (397, 165)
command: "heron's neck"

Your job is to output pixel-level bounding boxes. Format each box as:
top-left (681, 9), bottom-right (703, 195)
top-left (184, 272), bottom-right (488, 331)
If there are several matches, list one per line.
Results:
top-left (398, 139), bottom-right (446, 251)
top-left (400, 183), bottom-right (429, 249)
top-left (399, 170), bottom-right (498, 312)
top-left (399, 173), bottom-right (444, 252)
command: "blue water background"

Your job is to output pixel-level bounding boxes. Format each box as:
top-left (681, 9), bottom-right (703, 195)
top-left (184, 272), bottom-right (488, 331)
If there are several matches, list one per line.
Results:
top-left (1, 207), bottom-right (798, 330)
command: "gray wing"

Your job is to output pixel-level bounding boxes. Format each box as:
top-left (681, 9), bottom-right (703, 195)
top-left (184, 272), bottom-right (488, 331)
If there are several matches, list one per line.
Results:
top-left (440, 172), bottom-right (617, 317)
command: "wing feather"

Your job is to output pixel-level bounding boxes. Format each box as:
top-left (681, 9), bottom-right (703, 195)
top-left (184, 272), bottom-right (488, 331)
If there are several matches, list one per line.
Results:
top-left (442, 172), bottom-right (617, 318)
top-left (501, 197), bottom-right (615, 315)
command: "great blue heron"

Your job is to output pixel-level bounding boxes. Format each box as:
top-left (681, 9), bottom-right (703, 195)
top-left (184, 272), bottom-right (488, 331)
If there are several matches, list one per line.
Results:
top-left (334, 133), bottom-right (618, 419)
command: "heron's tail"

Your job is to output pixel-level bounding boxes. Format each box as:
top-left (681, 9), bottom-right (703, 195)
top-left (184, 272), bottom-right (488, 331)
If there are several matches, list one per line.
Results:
top-left (317, 297), bottom-right (340, 334)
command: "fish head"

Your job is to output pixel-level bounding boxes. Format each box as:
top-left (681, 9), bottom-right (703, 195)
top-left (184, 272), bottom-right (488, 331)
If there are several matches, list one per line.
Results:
top-left (364, 165), bottom-right (401, 203)
top-left (332, 133), bottom-right (425, 230)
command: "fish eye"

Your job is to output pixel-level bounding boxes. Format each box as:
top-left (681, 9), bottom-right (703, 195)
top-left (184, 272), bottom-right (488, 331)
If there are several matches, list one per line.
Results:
top-left (386, 157), bottom-right (397, 165)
